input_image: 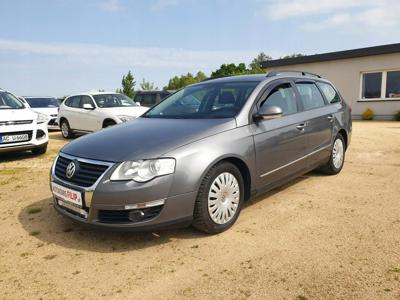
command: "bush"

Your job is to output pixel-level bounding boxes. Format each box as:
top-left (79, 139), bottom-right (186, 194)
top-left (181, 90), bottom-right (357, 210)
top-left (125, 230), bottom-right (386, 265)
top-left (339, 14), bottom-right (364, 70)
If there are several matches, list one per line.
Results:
top-left (395, 111), bottom-right (400, 121)
top-left (362, 108), bottom-right (374, 120)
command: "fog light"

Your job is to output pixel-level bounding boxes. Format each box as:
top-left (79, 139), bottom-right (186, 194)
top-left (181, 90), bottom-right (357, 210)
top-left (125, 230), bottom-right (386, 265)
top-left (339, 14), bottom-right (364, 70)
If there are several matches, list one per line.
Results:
top-left (36, 129), bottom-right (46, 139)
top-left (128, 210), bottom-right (145, 222)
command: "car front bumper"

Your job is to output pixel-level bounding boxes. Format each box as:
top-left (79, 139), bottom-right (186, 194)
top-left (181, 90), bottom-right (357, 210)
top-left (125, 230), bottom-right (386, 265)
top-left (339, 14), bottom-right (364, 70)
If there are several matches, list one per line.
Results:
top-left (50, 154), bottom-right (196, 231)
top-left (0, 122), bottom-right (48, 153)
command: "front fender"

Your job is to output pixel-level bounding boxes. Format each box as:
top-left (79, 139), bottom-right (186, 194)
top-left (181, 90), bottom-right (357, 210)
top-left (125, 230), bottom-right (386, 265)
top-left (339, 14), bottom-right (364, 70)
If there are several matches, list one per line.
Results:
top-left (163, 126), bottom-right (257, 197)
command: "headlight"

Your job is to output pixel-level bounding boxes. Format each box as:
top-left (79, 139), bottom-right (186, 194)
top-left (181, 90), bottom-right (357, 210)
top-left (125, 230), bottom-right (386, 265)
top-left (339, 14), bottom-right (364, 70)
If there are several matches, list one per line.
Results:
top-left (36, 112), bottom-right (49, 124)
top-left (117, 115), bottom-right (135, 123)
top-left (110, 159), bottom-right (176, 182)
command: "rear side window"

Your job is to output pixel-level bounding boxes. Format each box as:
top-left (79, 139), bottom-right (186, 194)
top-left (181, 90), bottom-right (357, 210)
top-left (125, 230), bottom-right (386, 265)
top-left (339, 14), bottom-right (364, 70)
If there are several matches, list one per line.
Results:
top-left (65, 96), bottom-right (80, 108)
top-left (316, 82), bottom-right (341, 103)
top-left (261, 83), bottom-right (298, 115)
top-left (296, 83), bottom-right (325, 110)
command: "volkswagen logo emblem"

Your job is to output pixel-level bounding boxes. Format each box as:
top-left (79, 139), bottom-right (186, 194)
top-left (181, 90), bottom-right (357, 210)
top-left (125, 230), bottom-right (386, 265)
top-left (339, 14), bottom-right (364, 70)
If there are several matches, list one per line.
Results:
top-left (66, 160), bottom-right (79, 179)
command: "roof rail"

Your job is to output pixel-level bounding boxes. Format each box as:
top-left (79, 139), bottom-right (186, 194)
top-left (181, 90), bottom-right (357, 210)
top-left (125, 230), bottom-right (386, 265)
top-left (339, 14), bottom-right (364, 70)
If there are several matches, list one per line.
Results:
top-left (266, 70), bottom-right (322, 78)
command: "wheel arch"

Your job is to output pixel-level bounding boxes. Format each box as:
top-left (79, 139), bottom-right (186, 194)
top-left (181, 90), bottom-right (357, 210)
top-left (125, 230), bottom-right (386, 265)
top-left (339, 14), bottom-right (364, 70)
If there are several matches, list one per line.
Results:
top-left (102, 118), bottom-right (117, 128)
top-left (337, 128), bottom-right (348, 150)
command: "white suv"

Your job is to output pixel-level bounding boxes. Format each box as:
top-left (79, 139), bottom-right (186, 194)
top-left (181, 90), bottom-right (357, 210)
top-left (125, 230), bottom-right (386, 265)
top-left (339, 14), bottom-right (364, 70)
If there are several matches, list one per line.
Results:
top-left (58, 92), bottom-right (148, 138)
top-left (0, 89), bottom-right (49, 154)
top-left (21, 97), bottom-right (60, 130)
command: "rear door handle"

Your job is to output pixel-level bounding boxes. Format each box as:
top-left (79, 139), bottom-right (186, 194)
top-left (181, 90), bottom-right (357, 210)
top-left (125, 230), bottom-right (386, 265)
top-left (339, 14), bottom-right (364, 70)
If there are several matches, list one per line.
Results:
top-left (327, 115), bottom-right (334, 122)
top-left (296, 123), bottom-right (306, 130)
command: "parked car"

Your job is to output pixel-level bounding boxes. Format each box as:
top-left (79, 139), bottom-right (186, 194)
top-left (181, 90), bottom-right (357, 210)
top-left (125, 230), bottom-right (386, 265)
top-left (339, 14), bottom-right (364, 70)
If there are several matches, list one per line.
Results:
top-left (0, 89), bottom-right (48, 154)
top-left (58, 92), bottom-right (149, 138)
top-left (50, 72), bottom-right (352, 233)
top-left (21, 97), bottom-right (60, 130)
top-left (134, 90), bottom-right (171, 107)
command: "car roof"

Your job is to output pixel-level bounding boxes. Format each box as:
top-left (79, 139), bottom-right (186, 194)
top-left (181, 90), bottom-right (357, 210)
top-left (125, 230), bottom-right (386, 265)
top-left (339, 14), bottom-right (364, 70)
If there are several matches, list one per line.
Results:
top-left (23, 96), bottom-right (56, 99)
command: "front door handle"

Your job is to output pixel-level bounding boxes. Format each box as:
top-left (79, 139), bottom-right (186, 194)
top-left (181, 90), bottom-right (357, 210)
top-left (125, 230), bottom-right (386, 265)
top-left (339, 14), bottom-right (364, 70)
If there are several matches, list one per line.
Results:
top-left (296, 123), bottom-right (306, 130)
top-left (327, 115), bottom-right (334, 122)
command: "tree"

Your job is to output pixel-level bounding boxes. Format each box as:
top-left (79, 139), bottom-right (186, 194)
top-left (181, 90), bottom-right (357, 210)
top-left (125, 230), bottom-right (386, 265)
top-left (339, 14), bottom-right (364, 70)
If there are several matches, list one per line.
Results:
top-left (249, 52), bottom-right (272, 70)
top-left (140, 79), bottom-right (158, 91)
top-left (280, 53), bottom-right (305, 59)
top-left (210, 62), bottom-right (265, 78)
top-left (164, 71), bottom-right (208, 90)
top-left (119, 70), bottom-right (136, 98)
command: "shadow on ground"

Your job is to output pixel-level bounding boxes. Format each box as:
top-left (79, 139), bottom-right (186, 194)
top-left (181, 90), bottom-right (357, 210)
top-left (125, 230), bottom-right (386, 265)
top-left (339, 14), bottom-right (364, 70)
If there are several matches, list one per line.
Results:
top-left (18, 171), bottom-right (321, 253)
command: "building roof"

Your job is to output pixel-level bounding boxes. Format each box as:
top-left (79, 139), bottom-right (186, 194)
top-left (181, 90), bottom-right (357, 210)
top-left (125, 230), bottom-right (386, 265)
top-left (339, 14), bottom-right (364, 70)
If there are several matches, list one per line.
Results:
top-left (262, 43), bottom-right (400, 68)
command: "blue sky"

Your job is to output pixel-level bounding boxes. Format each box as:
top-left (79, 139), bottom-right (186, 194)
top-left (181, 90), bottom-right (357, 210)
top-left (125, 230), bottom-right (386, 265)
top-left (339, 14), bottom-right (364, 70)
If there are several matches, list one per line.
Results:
top-left (1, 0), bottom-right (399, 96)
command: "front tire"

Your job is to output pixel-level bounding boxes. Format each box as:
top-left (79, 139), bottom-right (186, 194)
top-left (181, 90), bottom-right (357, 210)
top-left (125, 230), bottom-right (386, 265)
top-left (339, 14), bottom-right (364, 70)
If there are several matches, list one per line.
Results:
top-left (321, 134), bottom-right (345, 175)
top-left (60, 120), bottom-right (74, 139)
top-left (193, 162), bottom-right (244, 234)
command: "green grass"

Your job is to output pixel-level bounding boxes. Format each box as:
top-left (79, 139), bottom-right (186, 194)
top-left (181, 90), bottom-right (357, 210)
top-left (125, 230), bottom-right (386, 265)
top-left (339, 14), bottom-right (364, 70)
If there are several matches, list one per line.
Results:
top-left (30, 230), bottom-right (40, 236)
top-left (27, 207), bottom-right (42, 214)
top-left (388, 267), bottom-right (400, 273)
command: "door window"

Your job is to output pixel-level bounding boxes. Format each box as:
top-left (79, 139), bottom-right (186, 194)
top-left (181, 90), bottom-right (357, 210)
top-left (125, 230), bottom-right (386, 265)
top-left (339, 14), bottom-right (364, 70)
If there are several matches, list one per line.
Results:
top-left (260, 83), bottom-right (298, 115)
top-left (80, 96), bottom-right (94, 108)
top-left (296, 82), bottom-right (326, 110)
top-left (66, 96), bottom-right (80, 108)
top-left (316, 82), bottom-right (341, 103)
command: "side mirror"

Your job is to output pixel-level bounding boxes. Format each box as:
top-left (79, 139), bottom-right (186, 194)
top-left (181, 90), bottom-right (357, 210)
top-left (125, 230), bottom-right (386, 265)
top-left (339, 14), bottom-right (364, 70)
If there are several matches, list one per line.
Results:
top-left (254, 105), bottom-right (283, 121)
top-left (82, 103), bottom-right (95, 110)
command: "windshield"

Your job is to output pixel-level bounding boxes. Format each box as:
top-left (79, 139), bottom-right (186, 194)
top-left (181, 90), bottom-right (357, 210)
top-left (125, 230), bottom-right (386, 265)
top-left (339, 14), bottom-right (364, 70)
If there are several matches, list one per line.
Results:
top-left (143, 81), bottom-right (259, 119)
top-left (92, 94), bottom-right (138, 108)
top-left (0, 92), bottom-right (25, 110)
top-left (25, 97), bottom-right (59, 108)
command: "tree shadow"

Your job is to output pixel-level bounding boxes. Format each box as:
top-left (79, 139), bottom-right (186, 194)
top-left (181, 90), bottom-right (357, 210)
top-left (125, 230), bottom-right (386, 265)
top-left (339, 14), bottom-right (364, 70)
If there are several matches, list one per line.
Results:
top-left (18, 197), bottom-right (207, 253)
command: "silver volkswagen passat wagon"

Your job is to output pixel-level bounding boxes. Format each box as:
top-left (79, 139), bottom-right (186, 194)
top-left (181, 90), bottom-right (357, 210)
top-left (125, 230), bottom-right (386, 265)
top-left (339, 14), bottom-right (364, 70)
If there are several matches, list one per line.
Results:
top-left (50, 71), bottom-right (352, 233)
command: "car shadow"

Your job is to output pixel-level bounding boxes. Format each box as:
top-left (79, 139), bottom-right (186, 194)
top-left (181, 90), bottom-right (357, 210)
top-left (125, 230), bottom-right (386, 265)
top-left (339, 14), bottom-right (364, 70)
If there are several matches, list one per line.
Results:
top-left (0, 151), bottom-right (39, 162)
top-left (18, 170), bottom-right (324, 253)
top-left (18, 197), bottom-right (208, 253)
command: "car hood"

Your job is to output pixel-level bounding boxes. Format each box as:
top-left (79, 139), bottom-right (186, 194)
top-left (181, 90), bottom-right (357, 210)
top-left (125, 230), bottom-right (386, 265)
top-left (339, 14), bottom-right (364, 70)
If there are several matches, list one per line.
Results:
top-left (32, 107), bottom-right (59, 116)
top-left (61, 117), bottom-right (237, 162)
top-left (0, 108), bottom-right (36, 122)
top-left (101, 106), bottom-right (149, 117)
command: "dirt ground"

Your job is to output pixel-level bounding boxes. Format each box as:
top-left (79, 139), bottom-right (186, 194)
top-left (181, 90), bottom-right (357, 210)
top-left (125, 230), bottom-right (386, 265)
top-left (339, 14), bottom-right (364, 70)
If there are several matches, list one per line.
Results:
top-left (0, 121), bottom-right (399, 299)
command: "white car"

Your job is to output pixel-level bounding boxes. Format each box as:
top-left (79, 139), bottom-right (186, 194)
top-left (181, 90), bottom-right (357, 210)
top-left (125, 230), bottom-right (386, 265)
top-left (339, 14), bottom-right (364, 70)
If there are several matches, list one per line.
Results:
top-left (58, 92), bottom-right (149, 138)
top-left (0, 89), bottom-right (49, 154)
top-left (21, 97), bottom-right (60, 130)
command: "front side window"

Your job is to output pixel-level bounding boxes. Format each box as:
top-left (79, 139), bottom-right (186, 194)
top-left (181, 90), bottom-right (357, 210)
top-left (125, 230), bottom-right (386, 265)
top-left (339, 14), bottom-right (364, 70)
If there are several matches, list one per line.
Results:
top-left (0, 92), bottom-right (24, 109)
top-left (25, 97), bottom-right (59, 108)
top-left (80, 96), bottom-right (95, 108)
top-left (386, 71), bottom-right (400, 98)
top-left (296, 82), bottom-right (326, 110)
top-left (143, 81), bottom-right (259, 119)
top-left (260, 83), bottom-right (298, 115)
top-left (92, 94), bottom-right (138, 108)
top-left (316, 82), bottom-right (341, 104)
top-left (362, 72), bottom-right (382, 99)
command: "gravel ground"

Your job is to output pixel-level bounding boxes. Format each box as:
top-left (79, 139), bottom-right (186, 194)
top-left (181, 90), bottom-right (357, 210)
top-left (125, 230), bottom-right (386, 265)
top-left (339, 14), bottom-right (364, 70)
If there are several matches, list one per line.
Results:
top-left (0, 121), bottom-right (399, 300)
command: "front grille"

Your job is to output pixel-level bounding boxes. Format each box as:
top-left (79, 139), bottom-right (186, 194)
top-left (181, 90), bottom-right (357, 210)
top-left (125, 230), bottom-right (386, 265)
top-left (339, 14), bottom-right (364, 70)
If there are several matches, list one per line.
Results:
top-left (0, 120), bottom-right (33, 126)
top-left (98, 206), bottom-right (163, 224)
top-left (0, 130), bottom-right (33, 144)
top-left (54, 155), bottom-right (109, 187)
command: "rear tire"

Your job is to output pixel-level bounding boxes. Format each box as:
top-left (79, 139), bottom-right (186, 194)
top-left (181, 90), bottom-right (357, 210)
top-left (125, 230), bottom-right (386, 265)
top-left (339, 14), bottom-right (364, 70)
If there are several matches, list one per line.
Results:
top-left (60, 119), bottom-right (74, 139)
top-left (320, 133), bottom-right (345, 175)
top-left (193, 162), bottom-right (244, 234)
top-left (31, 145), bottom-right (47, 155)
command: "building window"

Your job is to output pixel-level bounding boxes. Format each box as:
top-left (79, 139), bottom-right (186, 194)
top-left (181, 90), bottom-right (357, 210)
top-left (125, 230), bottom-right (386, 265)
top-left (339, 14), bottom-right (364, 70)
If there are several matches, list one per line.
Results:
top-left (361, 70), bottom-right (400, 100)
top-left (386, 71), bottom-right (400, 98)
top-left (362, 72), bottom-right (382, 99)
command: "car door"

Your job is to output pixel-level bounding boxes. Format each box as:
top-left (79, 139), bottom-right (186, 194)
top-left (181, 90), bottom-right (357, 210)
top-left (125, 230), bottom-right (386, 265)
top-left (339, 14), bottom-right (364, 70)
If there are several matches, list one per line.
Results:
top-left (293, 81), bottom-right (334, 165)
top-left (250, 80), bottom-right (309, 188)
top-left (64, 96), bottom-right (81, 129)
top-left (78, 95), bottom-right (100, 132)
